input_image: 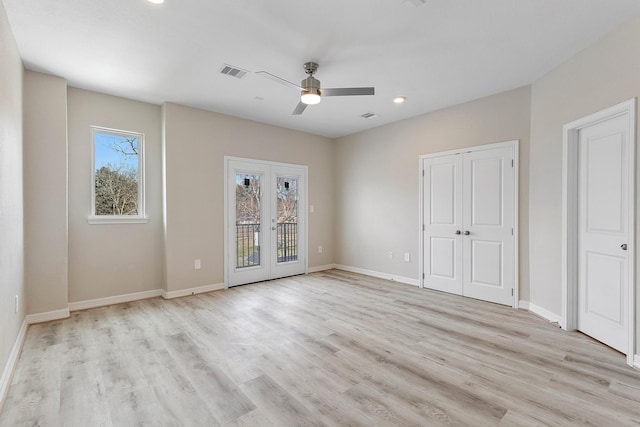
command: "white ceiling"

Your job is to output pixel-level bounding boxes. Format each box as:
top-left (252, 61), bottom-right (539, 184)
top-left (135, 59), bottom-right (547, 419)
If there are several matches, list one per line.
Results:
top-left (4, 0), bottom-right (640, 138)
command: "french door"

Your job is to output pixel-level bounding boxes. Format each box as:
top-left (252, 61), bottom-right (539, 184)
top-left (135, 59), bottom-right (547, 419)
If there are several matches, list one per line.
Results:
top-left (225, 157), bottom-right (307, 287)
top-left (421, 141), bottom-right (517, 306)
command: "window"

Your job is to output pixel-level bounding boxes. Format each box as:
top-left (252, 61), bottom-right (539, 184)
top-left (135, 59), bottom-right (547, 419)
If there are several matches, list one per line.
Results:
top-left (89, 126), bottom-right (146, 224)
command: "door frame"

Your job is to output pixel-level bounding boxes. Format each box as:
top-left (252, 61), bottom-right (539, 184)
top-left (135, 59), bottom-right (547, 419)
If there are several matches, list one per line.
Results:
top-left (418, 139), bottom-right (520, 308)
top-left (561, 98), bottom-right (636, 366)
top-left (223, 156), bottom-right (309, 288)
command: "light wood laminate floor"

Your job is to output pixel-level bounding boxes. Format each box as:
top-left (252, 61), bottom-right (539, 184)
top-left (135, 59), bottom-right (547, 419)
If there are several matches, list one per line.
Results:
top-left (1, 270), bottom-right (640, 426)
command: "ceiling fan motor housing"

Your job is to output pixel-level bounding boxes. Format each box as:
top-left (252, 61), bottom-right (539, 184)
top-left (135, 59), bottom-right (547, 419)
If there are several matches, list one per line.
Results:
top-left (301, 76), bottom-right (321, 96)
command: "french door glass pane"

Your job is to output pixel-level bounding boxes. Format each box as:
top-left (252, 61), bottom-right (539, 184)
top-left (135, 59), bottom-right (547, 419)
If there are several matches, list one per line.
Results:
top-left (235, 173), bottom-right (261, 268)
top-left (277, 177), bottom-right (298, 263)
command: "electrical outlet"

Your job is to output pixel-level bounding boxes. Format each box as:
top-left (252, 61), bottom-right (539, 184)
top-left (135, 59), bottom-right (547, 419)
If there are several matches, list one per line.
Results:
top-left (404, 253), bottom-right (411, 262)
top-left (388, 251), bottom-right (394, 259)
top-left (15, 295), bottom-right (19, 314)
top-left (318, 245), bottom-right (323, 254)
top-left (194, 259), bottom-right (201, 270)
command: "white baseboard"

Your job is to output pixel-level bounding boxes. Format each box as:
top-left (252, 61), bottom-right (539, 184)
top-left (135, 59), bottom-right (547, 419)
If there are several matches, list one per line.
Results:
top-left (162, 283), bottom-right (225, 299)
top-left (634, 354), bottom-right (640, 371)
top-left (518, 300), bottom-right (530, 310)
top-left (69, 289), bottom-right (163, 311)
top-left (0, 319), bottom-right (27, 412)
top-left (308, 264), bottom-right (336, 273)
top-left (26, 308), bottom-right (70, 325)
top-left (333, 264), bottom-right (420, 286)
top-left (525, 301), bottom-right (562, 326)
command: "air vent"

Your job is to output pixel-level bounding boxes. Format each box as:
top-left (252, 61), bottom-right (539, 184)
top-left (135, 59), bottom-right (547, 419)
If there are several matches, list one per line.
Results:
top-left (220, 64), bottom-right (248, 79)
top-left (361, 112), bottom-right (379, 119)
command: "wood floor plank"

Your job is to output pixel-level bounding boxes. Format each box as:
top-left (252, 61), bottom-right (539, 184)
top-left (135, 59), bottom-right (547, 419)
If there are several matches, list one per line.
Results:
top-left (162, 332), bottom-right (256, 424)
top-left (239, 374), bottom-right (321, 427)
top-left (2, 269), bottom-right (640, 426)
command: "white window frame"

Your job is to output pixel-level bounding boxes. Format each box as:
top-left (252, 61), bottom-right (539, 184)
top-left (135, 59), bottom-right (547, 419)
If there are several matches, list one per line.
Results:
top-left (88, 126), bottom-right (147, 224)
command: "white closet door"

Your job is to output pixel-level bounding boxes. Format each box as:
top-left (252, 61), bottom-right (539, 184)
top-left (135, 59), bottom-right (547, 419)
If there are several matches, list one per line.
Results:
top-left (462, 147), bottom-right (515, 305)
top-left (422, 142), bottom-right (516, 306)
top-left (423, 155), bottom-right (463, 295)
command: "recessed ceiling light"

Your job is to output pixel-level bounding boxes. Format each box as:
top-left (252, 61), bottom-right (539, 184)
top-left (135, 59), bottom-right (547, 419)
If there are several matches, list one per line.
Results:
top-left (394, 96), bottom-right (406, 104)
top-left (148, 0), bottom-right (164, 4)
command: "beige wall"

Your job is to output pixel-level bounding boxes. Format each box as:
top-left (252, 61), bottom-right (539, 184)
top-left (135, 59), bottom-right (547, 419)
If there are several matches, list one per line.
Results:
top-left (0, 0), bottom-right (25, 403)
top-left (163, 103), bottom-right (335, 292)
top-left (67, 88), bottom-right (164, 302)
top-left (23, 71), bottom-right (68, 314)
top-left (529, 14), bottom-right (640, 351)
top-left (335, 86), bottom-right (532, 298)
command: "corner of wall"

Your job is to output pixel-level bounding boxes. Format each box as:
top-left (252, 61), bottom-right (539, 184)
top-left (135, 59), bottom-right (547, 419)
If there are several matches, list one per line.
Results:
top-left (23, 70), bottom-right (70, 315)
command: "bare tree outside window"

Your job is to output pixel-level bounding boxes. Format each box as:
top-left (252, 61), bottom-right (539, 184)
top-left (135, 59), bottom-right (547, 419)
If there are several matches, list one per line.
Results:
top-left (92, 129), bottom-right (143, 216)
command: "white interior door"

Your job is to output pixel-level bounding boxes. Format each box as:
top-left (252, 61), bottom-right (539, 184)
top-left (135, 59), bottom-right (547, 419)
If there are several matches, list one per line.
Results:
top-left (577, 115), bottom-right (630, 353)
top-left (423, 155), bottom-right (463, 295)
top-left (462, 147), bottom-right (515, 305)
top-left (422, 142), bottom-right (516, 306)
top-left (226, 158), bottom-right (307, 287)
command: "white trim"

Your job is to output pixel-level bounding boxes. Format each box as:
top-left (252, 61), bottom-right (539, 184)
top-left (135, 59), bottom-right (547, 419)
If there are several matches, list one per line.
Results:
top-left (333, 264), bottom-right (420, 286)
top-left (162, 283), bottom-right (225, 299)
top-left (561, 98), bottom-right (636, 366)
top-left (518, 300), bottom-right (530, 310)
top-left (0, 320), bottom-right (27, 412)
top-left (87, 216), bottom-right (149, 224)
top-left (25, 308), bottom-right (70, 324)
top-left (420, 140), bottom-right (519, 160)
top-left (308, 264), bottom-right (336, 273)
top-left (513, 142), bottom-right (520, 309)
top-left (68, 289), bottom-right (163, 311)
top-left (419, 140), bottom-right (519, 307)
top-left (634, 354), bottom-right (640, 371)
top-left (418, 156), bottom-right (424, 289)
top-left (527, 302), bottom-right (563, 325)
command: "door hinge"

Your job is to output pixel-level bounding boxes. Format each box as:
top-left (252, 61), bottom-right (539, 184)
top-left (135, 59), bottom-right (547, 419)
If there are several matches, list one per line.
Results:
top-left (511, 159), bottom-right (514, 167)
top-left (422, 169), bottom-right (425, 177)
top-left (511, 289), bottom-right (514, 296)
top-left (422, 224), bottom-right (425, 231)
top-left (512, 228), bottom-right (514, 235)
top-left (422, 273), bottom-right (425, 279)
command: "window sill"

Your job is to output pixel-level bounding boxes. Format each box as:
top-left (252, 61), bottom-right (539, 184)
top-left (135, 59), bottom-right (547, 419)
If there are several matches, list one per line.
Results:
top-left (87, 216), bottom-right (149, 225)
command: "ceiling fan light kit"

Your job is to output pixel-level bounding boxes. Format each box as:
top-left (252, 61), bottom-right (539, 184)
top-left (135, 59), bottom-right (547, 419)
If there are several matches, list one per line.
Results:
top-left (257, 61), bottom-right (375, 115)
top-left (301, 90), bottom-right (321, 105)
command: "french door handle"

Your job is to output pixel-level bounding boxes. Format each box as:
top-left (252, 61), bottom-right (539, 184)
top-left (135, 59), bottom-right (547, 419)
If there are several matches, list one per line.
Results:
top-left (455, 230), bottom-right (461, 235)
top-left (621, 244), bottom-right (627, 251)
top-left (463, 230), bottom-right (470, 235)
top-left (271, 226), bottom-right (276, 231)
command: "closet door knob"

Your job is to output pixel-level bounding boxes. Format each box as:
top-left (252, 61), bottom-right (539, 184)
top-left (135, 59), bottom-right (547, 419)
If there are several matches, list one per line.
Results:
top-left (455, 230), bottom-right (461, 235)
top-left (463, 230), bottom-right (470, 235)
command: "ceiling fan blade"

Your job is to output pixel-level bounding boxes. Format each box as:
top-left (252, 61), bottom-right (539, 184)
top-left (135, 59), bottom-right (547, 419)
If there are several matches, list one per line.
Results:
top-left (256, 71), bottom-right (301, 90)
top-left (292, 101), bottom-right (308, 115)
top-left (321, 87), bottom-right (375, 97)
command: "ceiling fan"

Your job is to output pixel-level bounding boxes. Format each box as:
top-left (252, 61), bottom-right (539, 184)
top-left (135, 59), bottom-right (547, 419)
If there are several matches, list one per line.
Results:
top-left (256, 62), bottom-right (375, 115)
